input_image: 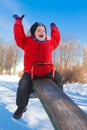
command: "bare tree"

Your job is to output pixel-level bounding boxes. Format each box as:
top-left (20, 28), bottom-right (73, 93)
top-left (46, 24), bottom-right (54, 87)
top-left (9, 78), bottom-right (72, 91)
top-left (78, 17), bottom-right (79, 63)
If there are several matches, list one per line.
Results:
top-left (0, 43), bottom-right (5, 74)
top-left (12, 44), bottom-right (22, 74)
top-left (55, 39), bottom-right (80, 69)
top-left (0, 41), bottom-right (22, 75)
top-left (83, 47), bottom-right (87, 67)
top-left (3, 44), bottom-right (15, 74)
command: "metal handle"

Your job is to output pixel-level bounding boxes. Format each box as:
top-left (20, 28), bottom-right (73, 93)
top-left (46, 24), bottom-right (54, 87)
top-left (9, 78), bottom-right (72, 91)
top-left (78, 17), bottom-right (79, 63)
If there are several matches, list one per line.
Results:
top-left (31, 62), bottom-right (55, 80)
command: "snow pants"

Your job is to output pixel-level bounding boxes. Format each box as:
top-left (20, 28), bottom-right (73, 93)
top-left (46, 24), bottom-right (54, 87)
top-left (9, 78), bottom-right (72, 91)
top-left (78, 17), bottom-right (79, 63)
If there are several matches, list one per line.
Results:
top-left (16, 71), bottom-right (63, 107)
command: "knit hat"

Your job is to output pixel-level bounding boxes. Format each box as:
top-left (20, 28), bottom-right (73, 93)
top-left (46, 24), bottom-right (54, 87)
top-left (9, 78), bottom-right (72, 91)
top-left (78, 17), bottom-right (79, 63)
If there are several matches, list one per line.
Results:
top-left (30, 22), bottom-right (47, 37)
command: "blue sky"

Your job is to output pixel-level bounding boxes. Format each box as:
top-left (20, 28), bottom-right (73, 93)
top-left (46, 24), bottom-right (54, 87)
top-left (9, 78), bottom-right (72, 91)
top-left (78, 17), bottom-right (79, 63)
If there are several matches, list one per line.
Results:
top-left (0, 0), bottom-right (87, 45)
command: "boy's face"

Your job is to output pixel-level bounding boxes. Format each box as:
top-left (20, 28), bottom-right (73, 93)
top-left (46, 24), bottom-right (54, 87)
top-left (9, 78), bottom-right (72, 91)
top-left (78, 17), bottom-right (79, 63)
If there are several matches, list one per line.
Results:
top-left (34, 26), bottom-right (46, 41)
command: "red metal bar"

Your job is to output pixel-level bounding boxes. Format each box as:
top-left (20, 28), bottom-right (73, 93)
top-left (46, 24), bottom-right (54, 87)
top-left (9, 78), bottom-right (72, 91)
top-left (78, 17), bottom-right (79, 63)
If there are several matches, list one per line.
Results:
top-left (31, 62), bottom-right (55, 80)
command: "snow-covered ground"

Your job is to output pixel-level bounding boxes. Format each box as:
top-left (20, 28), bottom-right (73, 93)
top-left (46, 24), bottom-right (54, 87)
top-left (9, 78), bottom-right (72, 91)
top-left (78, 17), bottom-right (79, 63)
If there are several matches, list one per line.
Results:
top-left (0, 75), bottom-right (87, 130)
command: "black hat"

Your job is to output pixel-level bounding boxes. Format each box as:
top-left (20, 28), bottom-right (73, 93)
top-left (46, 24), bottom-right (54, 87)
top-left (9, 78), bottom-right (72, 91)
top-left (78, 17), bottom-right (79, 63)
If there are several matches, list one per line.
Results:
top-left (30, 22), bottom-right (47, 37)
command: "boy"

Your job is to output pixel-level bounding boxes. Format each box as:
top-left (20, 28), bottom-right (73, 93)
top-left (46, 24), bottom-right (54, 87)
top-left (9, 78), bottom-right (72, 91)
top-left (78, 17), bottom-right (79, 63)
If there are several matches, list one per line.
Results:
top-left (13, 15), bottom-right (63, 119)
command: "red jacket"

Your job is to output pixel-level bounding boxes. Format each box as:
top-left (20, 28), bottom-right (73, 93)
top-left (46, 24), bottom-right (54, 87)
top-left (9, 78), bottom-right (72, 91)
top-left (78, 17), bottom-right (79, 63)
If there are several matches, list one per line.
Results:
top-left (14, 20), bottom-right (60, 77)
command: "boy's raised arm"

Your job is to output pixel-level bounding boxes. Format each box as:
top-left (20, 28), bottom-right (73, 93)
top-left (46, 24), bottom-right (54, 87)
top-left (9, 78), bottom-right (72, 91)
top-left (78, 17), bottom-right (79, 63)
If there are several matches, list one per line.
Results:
top-left (13, 14), bottom-right (26, 49)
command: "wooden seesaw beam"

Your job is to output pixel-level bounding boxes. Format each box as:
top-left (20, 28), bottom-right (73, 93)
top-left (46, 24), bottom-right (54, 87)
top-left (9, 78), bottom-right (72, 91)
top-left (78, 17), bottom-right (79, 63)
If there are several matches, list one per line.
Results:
top-left (32, 78), bottom-right (87, 130)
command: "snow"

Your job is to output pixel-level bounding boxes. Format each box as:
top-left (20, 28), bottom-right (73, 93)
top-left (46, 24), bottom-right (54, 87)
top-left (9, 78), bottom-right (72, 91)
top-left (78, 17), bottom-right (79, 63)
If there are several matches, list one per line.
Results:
top-left (63, 83), bottom-right (87, 114)
top-left (0, 75), bottom-right (87, 130)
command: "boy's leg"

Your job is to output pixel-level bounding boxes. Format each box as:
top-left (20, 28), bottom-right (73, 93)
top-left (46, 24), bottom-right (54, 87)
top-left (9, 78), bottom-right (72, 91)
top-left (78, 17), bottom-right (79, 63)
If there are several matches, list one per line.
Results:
top-left (16, 73), bottom-right (33, 107)
top-left (13, 73), bottom-right (33, 119)
top-left (53, 71), bottom-right (63, 91)
top-left (46, 71), bottom-right (63, 91)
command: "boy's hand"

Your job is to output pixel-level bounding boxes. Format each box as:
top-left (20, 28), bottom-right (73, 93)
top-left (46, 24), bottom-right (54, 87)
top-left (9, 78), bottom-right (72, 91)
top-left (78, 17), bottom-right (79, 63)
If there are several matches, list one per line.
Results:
top-left (13, 14), bottom-right (25, 21)
top-left (50, 23), bottom-right (57, 29)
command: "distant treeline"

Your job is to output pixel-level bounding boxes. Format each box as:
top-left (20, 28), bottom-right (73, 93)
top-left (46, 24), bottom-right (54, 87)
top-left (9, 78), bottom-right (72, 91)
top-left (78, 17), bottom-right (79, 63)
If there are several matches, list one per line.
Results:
top-left (53, 39), bottom-right (87, 83)
top-left (0, 42), bottom-right (22, 75)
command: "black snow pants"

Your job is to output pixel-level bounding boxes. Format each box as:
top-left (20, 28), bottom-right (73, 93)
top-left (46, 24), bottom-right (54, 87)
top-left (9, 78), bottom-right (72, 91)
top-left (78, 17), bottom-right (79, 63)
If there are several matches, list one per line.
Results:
top-left (16, 71), bottom-right (63, 107)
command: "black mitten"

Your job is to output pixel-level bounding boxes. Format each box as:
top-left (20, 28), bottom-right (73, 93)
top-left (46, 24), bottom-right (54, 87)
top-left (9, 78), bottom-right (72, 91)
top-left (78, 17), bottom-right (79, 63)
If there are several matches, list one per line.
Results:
top-left (50, 23), bottom-right (57, 29)
top-left (13, 14), bottom-right (25, 21)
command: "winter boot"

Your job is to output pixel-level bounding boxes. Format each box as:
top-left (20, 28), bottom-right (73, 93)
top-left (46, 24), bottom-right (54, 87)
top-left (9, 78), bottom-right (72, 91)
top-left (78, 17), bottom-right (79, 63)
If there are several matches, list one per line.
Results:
top-left (13, 107), bottom-right (26, 119)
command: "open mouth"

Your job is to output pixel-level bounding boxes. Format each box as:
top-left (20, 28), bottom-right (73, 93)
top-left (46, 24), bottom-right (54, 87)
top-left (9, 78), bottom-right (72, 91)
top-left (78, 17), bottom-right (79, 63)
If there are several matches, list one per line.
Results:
top-left (39, 35), bottom-right (44, 38)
